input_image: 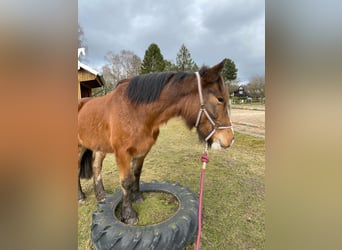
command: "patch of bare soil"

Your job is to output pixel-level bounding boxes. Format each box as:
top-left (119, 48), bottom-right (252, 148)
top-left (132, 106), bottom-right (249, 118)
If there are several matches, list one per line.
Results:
top-left (231, 108), bottom-right (265, 138)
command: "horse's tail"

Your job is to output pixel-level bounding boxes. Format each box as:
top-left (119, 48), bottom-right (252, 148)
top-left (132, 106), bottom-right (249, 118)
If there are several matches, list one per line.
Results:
top-left (79, 148), bottom-right (93, 179)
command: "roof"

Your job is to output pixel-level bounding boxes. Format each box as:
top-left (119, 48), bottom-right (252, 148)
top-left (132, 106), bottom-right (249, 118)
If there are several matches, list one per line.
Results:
top-left (78, 48), bottom-right (105, 88)
top-left (78, 62), bottom-right (105, 88)
top-left (78, 61), bottom-right (101, 76)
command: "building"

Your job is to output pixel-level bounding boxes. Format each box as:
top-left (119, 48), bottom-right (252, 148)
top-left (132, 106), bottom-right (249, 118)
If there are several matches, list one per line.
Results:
top-left (232, 86), bottom-right (247, 97)
top-left (78, 48), bottom-right (105, 99)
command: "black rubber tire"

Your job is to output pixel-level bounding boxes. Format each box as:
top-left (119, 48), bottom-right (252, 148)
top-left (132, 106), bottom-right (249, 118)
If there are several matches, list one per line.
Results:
top-left (91, 180), bottom-right (198, 250)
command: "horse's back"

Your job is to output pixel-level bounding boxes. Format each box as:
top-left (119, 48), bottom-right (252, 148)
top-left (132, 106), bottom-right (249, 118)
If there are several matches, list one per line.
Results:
top-left (78, 95), bottom-right (111, 116)
top-left (78, 97), bottom-right (93, 111)
top-left (78, 82), bottom-right (153, 154)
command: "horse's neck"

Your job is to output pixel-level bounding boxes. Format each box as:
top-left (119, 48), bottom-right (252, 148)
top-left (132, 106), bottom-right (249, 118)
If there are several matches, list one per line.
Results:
top-left (153, 83), bottom-right (199, 128)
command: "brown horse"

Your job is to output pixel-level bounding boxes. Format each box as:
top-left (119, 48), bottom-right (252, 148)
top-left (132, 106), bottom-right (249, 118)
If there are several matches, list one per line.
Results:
top-left (78, 59), bottom-right (234, 224)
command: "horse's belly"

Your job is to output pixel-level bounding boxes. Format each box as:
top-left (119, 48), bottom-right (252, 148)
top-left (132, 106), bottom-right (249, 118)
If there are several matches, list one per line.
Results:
top-left (78, 131), bottom-right (114, 153)
top-left (80, 140), bottom-right (113, 153)
top-left (78, 106), bottom-right (114, 153)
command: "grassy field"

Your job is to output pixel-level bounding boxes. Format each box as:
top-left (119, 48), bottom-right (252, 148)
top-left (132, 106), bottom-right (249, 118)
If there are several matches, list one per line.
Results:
top-left (78, 118), bottom-right (265, 249)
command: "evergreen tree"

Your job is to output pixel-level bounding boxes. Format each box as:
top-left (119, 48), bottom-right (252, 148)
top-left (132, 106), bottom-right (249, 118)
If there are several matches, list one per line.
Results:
top-left (175, 44), bottom-right (197, 72)
top-left (192, 63), bottom-right (199, 72)
top-left (222, 58), bottom-right (238, 82)
top-left (163, 60), bottom-right (178, 72)
top-left (140, 43), bottom-right (165, 74)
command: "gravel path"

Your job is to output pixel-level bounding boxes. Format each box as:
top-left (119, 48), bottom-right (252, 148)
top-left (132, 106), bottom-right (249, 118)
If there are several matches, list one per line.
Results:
top-left (231, 108), bottom-right (265, 138)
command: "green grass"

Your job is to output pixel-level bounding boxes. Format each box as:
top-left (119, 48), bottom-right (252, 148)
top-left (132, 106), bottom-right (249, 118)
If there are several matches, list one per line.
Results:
top-left (78, 118), bottom-right (265, 249)
top-left (115, 192), bottom-right (179, 226)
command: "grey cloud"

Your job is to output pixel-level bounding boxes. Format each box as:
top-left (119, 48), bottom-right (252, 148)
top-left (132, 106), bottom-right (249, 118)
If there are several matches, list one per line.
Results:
top-left (79, 0), bottom-right (264, 82)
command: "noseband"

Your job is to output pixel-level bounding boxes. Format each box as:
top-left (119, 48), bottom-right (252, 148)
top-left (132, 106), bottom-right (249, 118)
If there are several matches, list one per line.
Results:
top-left (194, 72), bottom-right (233, 142)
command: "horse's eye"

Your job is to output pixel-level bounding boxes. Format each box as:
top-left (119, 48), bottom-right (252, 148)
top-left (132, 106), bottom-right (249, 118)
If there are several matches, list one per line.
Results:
top-left (217, 97), bottom-right (224, 104)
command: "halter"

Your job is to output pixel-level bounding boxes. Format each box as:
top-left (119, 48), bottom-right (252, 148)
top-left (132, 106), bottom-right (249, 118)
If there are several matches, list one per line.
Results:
top-left (194, 72), bottom-right (233, 142)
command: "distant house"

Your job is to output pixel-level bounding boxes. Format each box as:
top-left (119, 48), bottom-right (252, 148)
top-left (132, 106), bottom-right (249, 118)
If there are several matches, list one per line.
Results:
top-left (78, 48), bottom-right (105, 99)
top-left (231, 85), bottom-right (253, 103)
top-left (232, 86), bottom-right (247, 97)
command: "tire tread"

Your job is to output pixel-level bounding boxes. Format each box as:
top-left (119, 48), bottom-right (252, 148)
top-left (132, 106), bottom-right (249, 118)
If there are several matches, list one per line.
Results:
top-left (91, 181), bottom-right (198, 250)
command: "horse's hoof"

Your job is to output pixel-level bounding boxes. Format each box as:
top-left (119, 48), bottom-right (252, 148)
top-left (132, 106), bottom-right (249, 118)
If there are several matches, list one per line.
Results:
top-left (132, 193), bottom-right (144, 204)
top-left (96, 192), bottom-right (106, 203)
top-left (78, 191), bottom-right (86, 201)
top-left (95, 187), bottom-right (106, 202)
top-left (98, 197), bottom-right (106, 203)
top-left (133, 197), bottom-right (144, 204)
top-left (134, 198), bottom-right (144, 204)
top-left (78, 199), bottom-right (86, 204)
top-left (124, 217), bottom-right (139, 225)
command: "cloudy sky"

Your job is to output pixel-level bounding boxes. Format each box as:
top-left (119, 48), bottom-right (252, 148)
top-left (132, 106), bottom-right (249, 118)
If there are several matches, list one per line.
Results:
top-left (78, 0), bottom-right (264, 83)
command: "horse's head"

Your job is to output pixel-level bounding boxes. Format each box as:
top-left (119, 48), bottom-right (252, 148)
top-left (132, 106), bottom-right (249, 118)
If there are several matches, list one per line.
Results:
top-left (195, 59), bottom-right (234, 149)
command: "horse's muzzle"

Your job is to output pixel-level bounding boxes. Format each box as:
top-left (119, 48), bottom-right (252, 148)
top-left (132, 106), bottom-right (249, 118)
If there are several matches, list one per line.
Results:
top-left (211, 137), bottom-right (234, 150)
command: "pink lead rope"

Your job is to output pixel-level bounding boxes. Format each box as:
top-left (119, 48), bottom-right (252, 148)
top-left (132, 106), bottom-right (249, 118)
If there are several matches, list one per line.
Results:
top-left (196, 145), bottom-right (209, 250)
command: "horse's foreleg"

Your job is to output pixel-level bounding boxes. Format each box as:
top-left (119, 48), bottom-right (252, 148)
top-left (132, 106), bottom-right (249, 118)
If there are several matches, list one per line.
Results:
top-left (131, 156), bottom-right (146, 203)
top-left (120, 175), bottom-right (138, 224)
top-left (117, 152), bottom-right (138, 225)
top-left (93, 151), bottom-right (106, 202)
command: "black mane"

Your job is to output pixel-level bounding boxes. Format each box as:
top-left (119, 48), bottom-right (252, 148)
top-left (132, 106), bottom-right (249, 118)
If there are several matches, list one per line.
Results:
top-left (126, 71), bottom-right (193, 104)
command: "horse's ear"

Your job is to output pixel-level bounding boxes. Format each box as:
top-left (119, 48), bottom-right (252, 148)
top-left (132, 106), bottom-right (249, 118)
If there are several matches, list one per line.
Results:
top-left (201, 59), bottom-right (226, 83)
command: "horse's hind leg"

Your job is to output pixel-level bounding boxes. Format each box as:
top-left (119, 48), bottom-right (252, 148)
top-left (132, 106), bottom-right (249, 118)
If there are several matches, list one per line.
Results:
top-left (78, 169), bottom-right (86, 201)
top-left (93, 151), bottom-right (106, 202)
top-left (131, 156), bottom-right (146, 203)
top-left (78, 146), bottom-right (88, 202)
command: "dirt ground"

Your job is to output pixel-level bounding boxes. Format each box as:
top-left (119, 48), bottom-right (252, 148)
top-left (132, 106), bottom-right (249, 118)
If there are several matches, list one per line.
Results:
top-left (231, 107), bottom-right (265, 138)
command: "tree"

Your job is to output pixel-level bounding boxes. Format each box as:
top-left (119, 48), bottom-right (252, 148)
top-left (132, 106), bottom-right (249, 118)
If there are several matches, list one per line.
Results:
top-left (78, 24), bottom-right (87, 49)
top-left (175, 44), bottom-right (197, 72)
top-left (245, 75), bottom-right (265, 100)
top-left (192, 63), bottom-right (199, 72)
top-left (163, 60), bottom-right (178, 72)
top-left (222, 58), bottom-right (238, 83)
top-left (140, 43), bottom-right (165, 74)
top-left (102, 50), bottom-right (141, 93)
top-left (228, 80), bottom-right (240, 96)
